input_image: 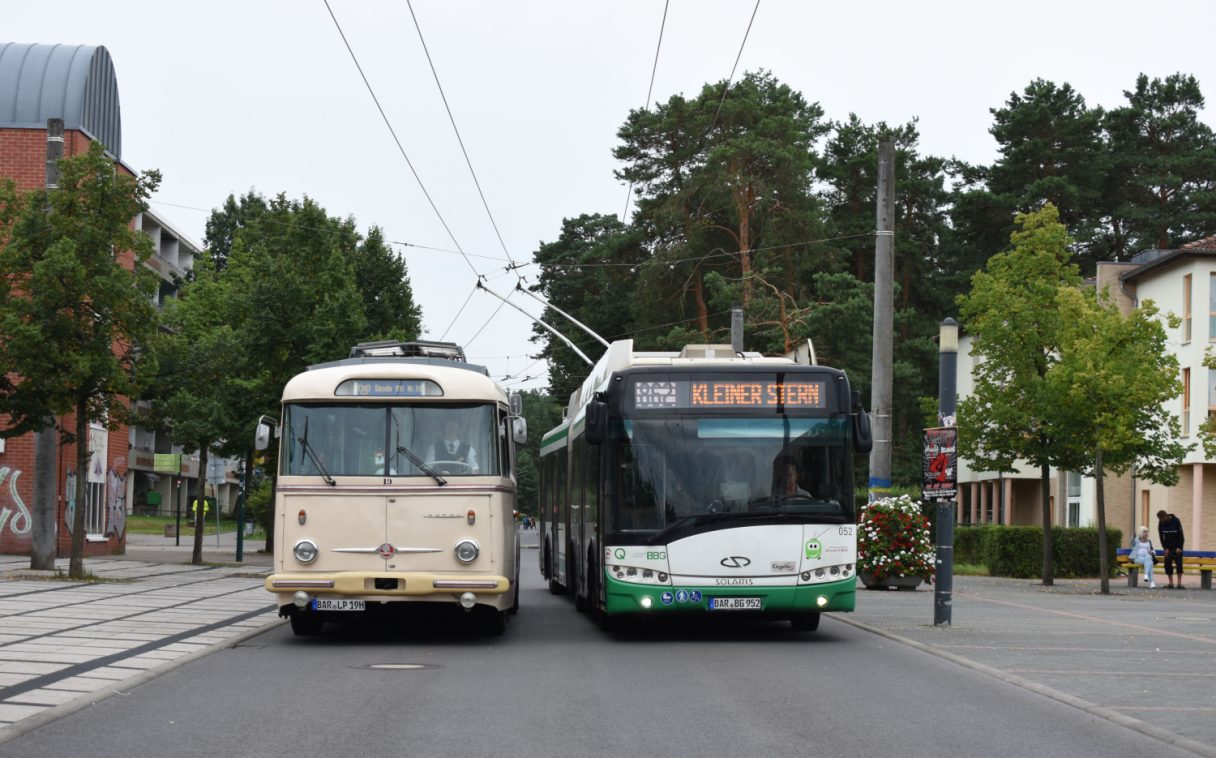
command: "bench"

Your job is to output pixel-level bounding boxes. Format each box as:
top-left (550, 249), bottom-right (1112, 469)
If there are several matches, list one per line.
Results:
top-left (1115, 549), bottom-right (1215, 589)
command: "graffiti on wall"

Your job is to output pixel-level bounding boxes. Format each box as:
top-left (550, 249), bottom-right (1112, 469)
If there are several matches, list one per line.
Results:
top-left (0, 466), bottom-right (32, 536)
top-left (105, 461), bottom-right (125, 538)
top-left (63, 468), bottom-right (76, 536)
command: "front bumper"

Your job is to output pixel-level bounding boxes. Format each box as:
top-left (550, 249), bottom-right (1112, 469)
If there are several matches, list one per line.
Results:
top-left (266, 571), bottom-right (510, 602)
top-left (604, 574), bottom-right (856, 615)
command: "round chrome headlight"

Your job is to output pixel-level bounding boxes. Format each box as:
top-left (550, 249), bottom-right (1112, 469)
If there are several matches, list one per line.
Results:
top-left (293, 539), bottom-right (319, 564)
top-left (454, 539), bottom-right (480, 564)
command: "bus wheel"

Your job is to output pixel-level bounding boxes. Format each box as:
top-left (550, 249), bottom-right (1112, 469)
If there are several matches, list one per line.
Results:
top-left (510, 572), bottom-right (521, 614)
top-left (546, 546), bottom-right (563, 595)
top-left (790, 612), bottom-right (820, 632)
top-left (290, 611), bottom-right (323, 637)
top-left (481, 607), bottom-right (507, 636)
top-left (570, 551), bottom-right (585, 612)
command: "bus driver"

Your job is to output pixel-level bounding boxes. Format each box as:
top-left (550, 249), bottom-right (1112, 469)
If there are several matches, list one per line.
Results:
top-left (426, 419), bottom-right (480, 474)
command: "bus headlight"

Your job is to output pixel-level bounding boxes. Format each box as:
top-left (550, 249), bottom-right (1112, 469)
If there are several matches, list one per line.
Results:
top-left (293, 539), bottom-right (319, 564)
top-left (454, 539), bottom-right (480, 564)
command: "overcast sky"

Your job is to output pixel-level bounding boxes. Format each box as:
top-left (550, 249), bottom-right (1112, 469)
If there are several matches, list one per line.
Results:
top-left (6, 0), bottom-right (1216, 393)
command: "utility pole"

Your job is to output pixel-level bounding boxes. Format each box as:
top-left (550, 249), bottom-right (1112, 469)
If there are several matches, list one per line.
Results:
top-left (30, 118), bottom-right (64, 570)
top-left (934, 318), bottom-right (959, 626)
top-left (730, 303), bottom-right (744, 353)
top-left (868, 140), bottom-right (895, 501)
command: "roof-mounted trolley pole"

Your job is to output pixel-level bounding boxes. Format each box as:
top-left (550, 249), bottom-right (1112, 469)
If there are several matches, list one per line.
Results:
top-left (514, 282), bottom-right (610, 349)
top-left (476, 281), bottom-right (594, 366)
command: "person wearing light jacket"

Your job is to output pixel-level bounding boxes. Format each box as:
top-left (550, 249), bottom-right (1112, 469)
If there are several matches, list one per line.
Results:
top-left (1130, 526), bottom-right (1157, 589)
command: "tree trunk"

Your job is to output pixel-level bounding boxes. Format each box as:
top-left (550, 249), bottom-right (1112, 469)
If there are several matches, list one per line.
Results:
top-left (1040, 453), bottom-right (1054, 586)
top-left (192, 445), bottom-right (208, 565)
top-left (68, 398), bottom-right (89, 579)
top-left (734, 180), bottom-right (754, 309)
top-left (1095, 449), bottom-right (1110, 595)
top-left (692, 267), bottom-right (709, 334)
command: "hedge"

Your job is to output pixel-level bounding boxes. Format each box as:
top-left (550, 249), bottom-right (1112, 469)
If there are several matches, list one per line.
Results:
top-left (952, 525), bottom-right (1123, 578)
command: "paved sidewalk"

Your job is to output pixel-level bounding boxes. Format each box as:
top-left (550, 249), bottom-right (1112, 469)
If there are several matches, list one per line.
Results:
top-left (123, 529), bottom-right (274, 567)
top-left (840, 575), bottom-right (1216, 758)
top-left (0, 553), bottom-right (279, 743)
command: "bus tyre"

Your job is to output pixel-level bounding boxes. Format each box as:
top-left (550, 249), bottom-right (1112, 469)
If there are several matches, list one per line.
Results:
top-left (546, 546), bottom-right (564, 595)
top-left (510, 570), bottom-right (521, 614)
top-left (570, 550), bottom-right (585, 612)
top-left (790, 612), bottom-right (821, 632)
top-left (290, 611), bottom-right (323, 637)
top-left (482, 607), bottom-right (507, 636)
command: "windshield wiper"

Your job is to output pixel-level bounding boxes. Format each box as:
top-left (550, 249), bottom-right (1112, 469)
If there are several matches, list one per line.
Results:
top-left (298, 418), bottom-right (335, 486)
top-left (396, 445), bottom-right (447, 486)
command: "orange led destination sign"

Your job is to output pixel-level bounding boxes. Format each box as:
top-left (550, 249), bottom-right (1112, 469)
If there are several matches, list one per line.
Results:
top-left (691, 381), bottom-right (823, 408)
top-left (633, 379), bottom-right (826, 409)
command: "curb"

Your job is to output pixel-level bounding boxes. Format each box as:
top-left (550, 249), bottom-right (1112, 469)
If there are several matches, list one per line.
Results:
top-left (829, 614), bottom-right (1216, 758)
top-left (0, 617), bottom-right (285, 746)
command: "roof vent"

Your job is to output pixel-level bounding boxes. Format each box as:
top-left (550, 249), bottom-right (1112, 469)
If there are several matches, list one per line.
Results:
top-left (678, 344), bottom-right (738, 360)
top-left (349, 340), bottom-right (466, 361)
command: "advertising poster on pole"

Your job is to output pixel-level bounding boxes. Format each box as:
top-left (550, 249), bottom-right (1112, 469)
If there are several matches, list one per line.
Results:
top-left (923, 426), bottom-right (958, 500)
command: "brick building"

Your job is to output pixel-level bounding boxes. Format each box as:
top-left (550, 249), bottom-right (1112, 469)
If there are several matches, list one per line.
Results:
top-left (1, 42), bottom-right (211, 558)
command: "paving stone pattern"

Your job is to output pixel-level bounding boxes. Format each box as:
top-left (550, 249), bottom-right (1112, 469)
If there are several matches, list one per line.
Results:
top-left (0, 556), bottom-right (278, 734)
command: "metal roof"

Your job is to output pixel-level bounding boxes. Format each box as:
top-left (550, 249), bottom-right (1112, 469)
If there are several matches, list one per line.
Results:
top-left (0, 43), bottom-right (122, 159)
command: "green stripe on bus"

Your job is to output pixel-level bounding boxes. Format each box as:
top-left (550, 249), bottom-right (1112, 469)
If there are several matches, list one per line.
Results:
top-left (540, 427), bottom-right (569, 447)
top-left (603, 574), bottom-right (856, 615)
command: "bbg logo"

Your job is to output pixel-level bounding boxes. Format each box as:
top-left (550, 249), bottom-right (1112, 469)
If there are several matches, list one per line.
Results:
top-left (805, 539), bottom-right (823, 560)
top-left (646, 551), bottom-right (667, 561)
top-left (614, 548), bottom-right (626, 560)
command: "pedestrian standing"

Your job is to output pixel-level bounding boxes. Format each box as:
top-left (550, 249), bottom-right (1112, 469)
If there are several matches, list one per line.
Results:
top-left (1156, 510), bottom-right (1186, 589)
top-left (1130, 526), bottom-right (1157, 588)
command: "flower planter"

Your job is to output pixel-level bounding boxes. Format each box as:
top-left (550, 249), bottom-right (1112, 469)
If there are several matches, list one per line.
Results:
top-left (859, 572), bottom-right (923, 591)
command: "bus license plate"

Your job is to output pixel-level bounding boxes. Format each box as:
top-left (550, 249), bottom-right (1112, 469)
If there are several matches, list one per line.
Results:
top-left (709, 597), bottom-right (762, 611)
top-left (312, 598), bottom-right (365, 612)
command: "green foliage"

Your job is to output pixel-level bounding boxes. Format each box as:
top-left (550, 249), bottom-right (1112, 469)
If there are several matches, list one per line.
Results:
top-left (957, 205), bottom-right (1080, 475)
top-left (955, 525), bottom-right (1122, 577)
top-left (0, 142), bottom-right (161, 578)
top-left (0, 142), bottom-right (160, 438)
top-left (1105, 73), bottom-right (1216, 254)
top-left (514, 391), bottom-right (564, 513)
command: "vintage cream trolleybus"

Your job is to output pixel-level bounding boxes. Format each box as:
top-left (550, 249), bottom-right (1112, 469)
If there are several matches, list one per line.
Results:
top-left (259, 341), bottom-right (526, 636)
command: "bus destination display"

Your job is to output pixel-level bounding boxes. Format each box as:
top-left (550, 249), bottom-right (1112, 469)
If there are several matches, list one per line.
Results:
top-left (634, 379), bottom-right (826, 409)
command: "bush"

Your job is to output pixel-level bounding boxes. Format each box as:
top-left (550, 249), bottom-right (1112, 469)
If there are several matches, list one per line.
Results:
top-left (952, 525), bottom-right (1122, 578)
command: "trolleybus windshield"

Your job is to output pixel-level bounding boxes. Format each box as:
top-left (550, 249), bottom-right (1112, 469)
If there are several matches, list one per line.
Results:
top-left (282, 402), bottom-right (500, 477)
top-left (607, 417), bottom-right (853, 537)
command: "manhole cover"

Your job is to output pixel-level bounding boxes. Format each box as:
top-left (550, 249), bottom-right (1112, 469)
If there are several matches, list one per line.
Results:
top-left (362, 663), bottom-right (440, 671)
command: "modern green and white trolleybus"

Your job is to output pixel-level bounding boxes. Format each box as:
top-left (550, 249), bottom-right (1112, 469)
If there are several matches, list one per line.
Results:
top-left (538, 340), bottom-right (872, 631)
top-left (261, 341), bottom-right (526, 636)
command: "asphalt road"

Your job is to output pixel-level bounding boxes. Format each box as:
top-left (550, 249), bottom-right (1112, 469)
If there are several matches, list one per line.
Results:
top-left (0, 565), bottom-right (1203, 758)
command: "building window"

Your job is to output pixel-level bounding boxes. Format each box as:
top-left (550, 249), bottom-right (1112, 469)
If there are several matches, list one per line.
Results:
top-left (1184, 273), bottom-right (1193, 343)
top-left (1141, 490), bottom-right (1151, 529)
top-left (1210, 273), bottom-right (1216, 340)
top-left (1183, 367), bottom-right (1191, 436)
top-left (1066, 471), bottom-right (1081, 528)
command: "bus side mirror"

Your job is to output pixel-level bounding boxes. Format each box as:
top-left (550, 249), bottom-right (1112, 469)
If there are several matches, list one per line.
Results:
top-left (585, 401), bottom-right (608, 445)
top-left (509, 392), bottom-right (523, 416)
top-left (254, 416), bottom-right (277, 452)
top-left (850, 391), bottom-right (872, 454)
top-left (511, 417), bottom-right (528, 445)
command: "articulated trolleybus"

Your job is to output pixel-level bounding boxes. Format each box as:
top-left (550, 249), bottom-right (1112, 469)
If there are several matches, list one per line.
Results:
top-left (539, 340), bottom-right (872, 631)
top-left (260, 341), bottom-right (527, 636)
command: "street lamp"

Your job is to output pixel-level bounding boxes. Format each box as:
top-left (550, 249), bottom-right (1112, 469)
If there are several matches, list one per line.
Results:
top-left (935, 317), bottom-right (958, 626)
